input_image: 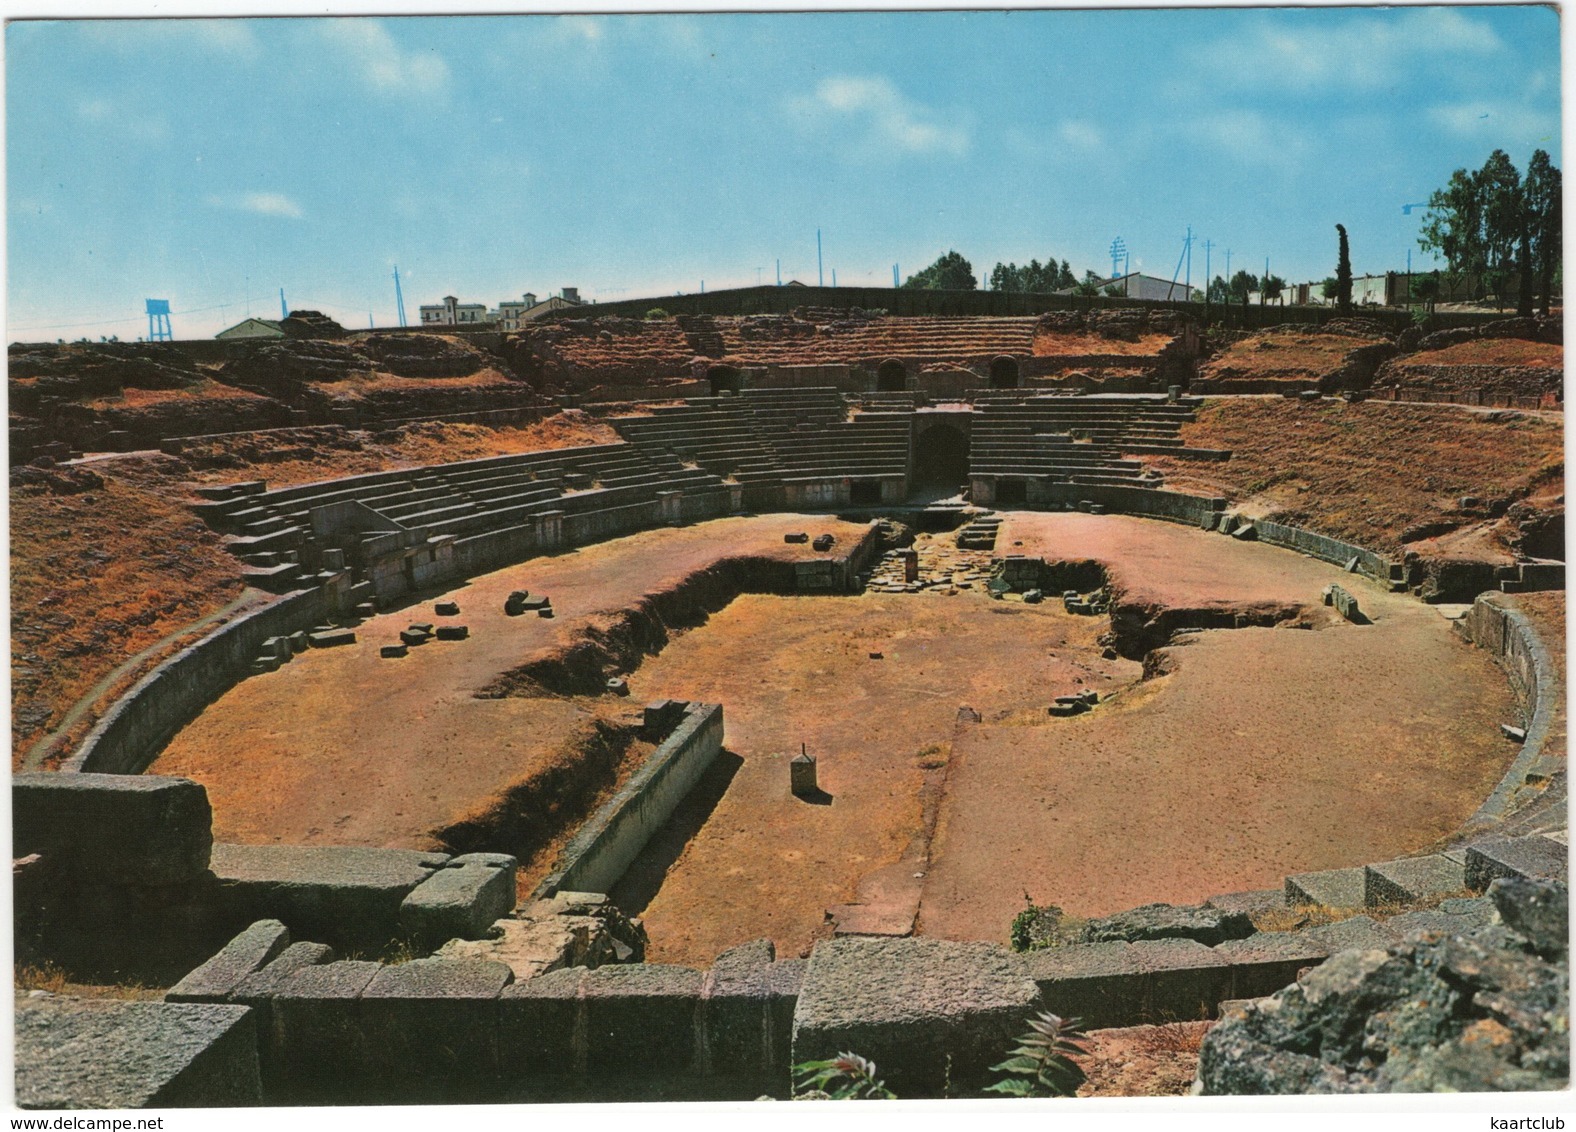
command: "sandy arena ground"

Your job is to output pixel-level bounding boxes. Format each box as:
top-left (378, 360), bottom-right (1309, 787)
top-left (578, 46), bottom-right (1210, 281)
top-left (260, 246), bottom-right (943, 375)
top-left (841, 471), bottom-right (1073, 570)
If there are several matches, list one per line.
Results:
top-left (151, 514), bottom-right (872, 850)
top-left (154, 510), bottom-right (1519, 970)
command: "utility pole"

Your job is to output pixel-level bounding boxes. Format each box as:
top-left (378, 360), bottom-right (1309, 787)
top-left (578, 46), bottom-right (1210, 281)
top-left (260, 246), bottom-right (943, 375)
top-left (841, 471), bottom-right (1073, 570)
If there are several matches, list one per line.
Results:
top-left (776, 259), bottom-right (781, 286)
top-left (393, 266), bottom-right (407, 327)
top-left (1203, 239), bottom-right (1214, 322)
top-left (1185, 225), bottom-right (1192, 293)
top-left (279, 288), bottom-right (287, 320)
top-left (817, 229), bottom-right (823, 288)
top-left (893, 264), bottom-right (900, 288)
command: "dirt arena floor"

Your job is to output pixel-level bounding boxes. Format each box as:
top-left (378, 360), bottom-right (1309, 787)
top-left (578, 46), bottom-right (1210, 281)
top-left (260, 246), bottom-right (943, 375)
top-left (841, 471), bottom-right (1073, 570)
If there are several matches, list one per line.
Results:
top-left (151, 514), bottom-right (873, 851)
top-left (153, 510), bottom-right (1520, 970)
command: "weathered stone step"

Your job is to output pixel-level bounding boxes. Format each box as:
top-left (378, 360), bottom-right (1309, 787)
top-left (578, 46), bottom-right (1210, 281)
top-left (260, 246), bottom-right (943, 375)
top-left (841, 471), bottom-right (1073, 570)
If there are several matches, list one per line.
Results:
top-left (1363, 854), bottom-right (1466, 906)
top-left (1284, 866), bottom-right (1366, 909)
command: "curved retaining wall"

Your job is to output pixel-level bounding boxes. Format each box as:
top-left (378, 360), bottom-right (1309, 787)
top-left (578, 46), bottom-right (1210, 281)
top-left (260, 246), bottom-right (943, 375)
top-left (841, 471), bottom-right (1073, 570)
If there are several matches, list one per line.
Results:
top-left (1455, 594), bottom-right (1562, 825)
top-left (69, 583), bottom-right (348, 775)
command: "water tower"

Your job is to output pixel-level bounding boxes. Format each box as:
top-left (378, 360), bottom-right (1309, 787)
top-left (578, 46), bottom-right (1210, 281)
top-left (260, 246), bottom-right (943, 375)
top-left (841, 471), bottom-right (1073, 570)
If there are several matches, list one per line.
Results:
top-left (145, 299), bottom-right (173, 342)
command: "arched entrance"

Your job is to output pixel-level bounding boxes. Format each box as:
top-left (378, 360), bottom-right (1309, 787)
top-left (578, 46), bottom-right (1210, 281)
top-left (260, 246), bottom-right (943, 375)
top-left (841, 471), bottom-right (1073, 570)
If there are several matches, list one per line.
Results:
top-left (876, 358), bottom-right (908, 392)
top-left (989, 355), bottom-right (1020, 389)
top-left (707, 364), bottom-right (742, 395)
top-left (913, 422), bottom-right (970, 490)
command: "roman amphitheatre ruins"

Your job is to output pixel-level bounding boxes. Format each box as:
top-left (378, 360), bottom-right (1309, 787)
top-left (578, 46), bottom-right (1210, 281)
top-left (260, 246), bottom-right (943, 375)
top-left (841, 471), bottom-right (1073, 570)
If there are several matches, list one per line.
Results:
top-left (10, 294), bottom-right (1568, 1104)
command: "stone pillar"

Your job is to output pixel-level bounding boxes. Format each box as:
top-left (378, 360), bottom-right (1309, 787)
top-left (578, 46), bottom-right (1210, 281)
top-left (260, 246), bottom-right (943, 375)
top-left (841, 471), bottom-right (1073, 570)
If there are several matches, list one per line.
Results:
top-left (790, 753), bottom-right (818, 798)
top-left (657, 490), bottom-right (684, 525)
top-left (899, 549), bottom-right (919, 583)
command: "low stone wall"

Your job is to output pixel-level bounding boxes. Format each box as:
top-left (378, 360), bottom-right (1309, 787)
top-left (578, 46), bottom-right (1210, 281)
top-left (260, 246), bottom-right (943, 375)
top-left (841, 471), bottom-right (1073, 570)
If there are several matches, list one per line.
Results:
top-left (542, 703), bottom-right (725, 898)
top-left (1251, 517), bottom-right (1392, 584)
top-left (68, 582), bottom-right (349, 775)
top-left (1455, 594), bottom-right (1561, 824)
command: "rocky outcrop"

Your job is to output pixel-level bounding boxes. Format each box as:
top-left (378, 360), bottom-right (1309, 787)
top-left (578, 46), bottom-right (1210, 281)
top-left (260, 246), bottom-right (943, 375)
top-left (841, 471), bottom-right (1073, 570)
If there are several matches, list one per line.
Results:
top-left (1195, 878), bottom-right (1569, 1094)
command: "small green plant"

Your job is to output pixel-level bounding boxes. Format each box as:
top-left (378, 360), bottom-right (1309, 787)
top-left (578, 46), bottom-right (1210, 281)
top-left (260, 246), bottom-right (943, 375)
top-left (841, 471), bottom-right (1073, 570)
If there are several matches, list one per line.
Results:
top-left (793, 1053), bottom-right (897, 1099)
top-left (985, 1011), bottom-right (1089, 1097)
top-left (645, 307), bottom-right (671, 319)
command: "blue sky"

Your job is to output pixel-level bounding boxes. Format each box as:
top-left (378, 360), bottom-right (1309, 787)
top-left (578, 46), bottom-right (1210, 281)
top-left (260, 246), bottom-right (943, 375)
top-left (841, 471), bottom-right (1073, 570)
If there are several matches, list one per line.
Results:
top-left (5, 5), bottom-right (1563, 341)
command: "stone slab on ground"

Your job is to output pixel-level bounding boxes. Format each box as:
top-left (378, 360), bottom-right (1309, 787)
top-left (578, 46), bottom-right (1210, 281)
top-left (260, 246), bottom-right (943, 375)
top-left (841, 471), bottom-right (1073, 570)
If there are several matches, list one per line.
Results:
top-left (1285, 867), bottom-right (1367, 909)
top-left (1300, 915), bottom-right (1399, 952)
top-left (360, 958), bottom-right (514, 1076)
top-left (166, 919), bottom-right (290, 1003)
top-left (12, 772), bottom-right (213, 887)
top-left (437, 915), bottom-right (584, 981)
top-left (1364, 854), bottom-right (1467, 906)
top-left (210, 843), bottom-right (447, 948)
top-left (1203, 889), bottom-right (1286, 916)
top-left (15, 996), bottom-right (260, 1109)
top-left (794, 937), bottom-right (1042, 1097)
top-left (400, 853), bottom-right (518, 947)
top-left (1080, 903), bottom-right (1255, 948)
top-left (1464, 836), bottom-right (1568, 890)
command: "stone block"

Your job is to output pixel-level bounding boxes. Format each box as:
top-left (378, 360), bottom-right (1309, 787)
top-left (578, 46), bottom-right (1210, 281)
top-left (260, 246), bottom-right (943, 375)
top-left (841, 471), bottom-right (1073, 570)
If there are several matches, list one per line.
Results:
top-left (1203, 889), bottom-right (1286, 916)
top-left (497, 967), bottom-right (586, 1072)
top-left (1364, 854), bottom-right (1467, 906)
top-left (230, 942), bottom-right (336, 1005)
top-left (360, 958), bottom-right (514, 1077)
top-left (1129, 938), bottom-right (1233, 1021)
top-left (1490, 876), bottom-right (1566, 953)
top-left (1285, 866), bottom-right (1367, 909)
top-left (270, 960), bottom-right (381, 1079)
top-left (308, 628), bottom-right (356, 647)
top-left (435, 601), bottom-right (460, 616)
top-left (13, 772), bottom-right (213, 887)
top-left (167, 919), bottom-right (291, 1003)
top-left (790, 753), bottom-right (818, 797)
top-left (794, 937), bottom-right (1041, 1097)
top-left (211, 843), bottom-right (446, 950)
top-left (400, 628), bottom-right (430, 646)
top-left (1213, 932), bottom-right (1330, 1000)
top-left (1465, 836), bottom-right (1568, 890)
top-left (1300, 915), bottom-right (1398, 952)
top-left (582, 964), bottom-right (704, 1074)
top-left (400, 853), bottom-right (518, 947)
top-left (289, 630), bottom-right (311, 651)
top-left (436, 624), bottom-right (469, 640)
top-left (15, 997), bottom-right (261, 1109)
top-left (380, 644), bottom-right (408, 659)
top-left (703, 940), bottom-right (780, 1076)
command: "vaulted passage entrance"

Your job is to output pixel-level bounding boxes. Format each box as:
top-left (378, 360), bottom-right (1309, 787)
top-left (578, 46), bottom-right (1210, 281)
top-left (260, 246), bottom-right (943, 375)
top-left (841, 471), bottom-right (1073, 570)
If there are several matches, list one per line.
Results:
top-left (913, 422), bottom-right (969, 489)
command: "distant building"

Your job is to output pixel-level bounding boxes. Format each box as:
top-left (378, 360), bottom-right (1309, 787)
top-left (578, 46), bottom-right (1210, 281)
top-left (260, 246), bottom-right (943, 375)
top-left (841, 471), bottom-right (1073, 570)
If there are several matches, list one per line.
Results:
top-left (1055, 273), bottom-right (1196, 302)
top-left (215, 318), bottom-right (286, 340)
top-left (420, 289), bottom-right (583, 329)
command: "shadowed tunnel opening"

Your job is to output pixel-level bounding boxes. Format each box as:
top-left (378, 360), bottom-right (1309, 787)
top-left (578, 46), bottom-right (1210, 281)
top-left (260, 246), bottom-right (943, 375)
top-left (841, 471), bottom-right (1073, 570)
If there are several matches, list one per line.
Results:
top-left (913, 422), bottom-right (969, 489)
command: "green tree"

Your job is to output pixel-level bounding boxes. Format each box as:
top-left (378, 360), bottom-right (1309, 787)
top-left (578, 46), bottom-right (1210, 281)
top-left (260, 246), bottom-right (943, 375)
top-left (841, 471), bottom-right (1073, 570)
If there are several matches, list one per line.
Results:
top-left (989, 258), bottom-right (1077, 292)
top-left (1419, 148), bottom-right (1560, 310)
top-left (1335, 224), bottom-right (1353, 314)
top-left (1207, 275), bottom-right (1231, 305)
top-left (1228, 270), bottom-right (1259, 308)
top-left (1320, 276), bottom-right (1339, 301)
top-left (902, 250), bottom-right (977, 290)
top-left (1261, 274), bottom-right (1287, 305)
top-left (1523, 149), bottom-right (1562, 316)
top-left (1073, 270), bottom-right (1103, 298)
top-left (1410, 271), bottom-right (1441, 313)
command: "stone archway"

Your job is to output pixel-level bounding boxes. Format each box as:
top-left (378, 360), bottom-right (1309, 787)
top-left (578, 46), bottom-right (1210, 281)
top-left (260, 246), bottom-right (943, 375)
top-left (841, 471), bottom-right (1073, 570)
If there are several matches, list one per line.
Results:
top-left (989, 355), bottom-right (1020, 389)
top-left (708, 364), bottom-right (742, 395)
top-left (913, 422), bottom-right (970, 490)
top-left (876, 358), bottom-right (908, 392)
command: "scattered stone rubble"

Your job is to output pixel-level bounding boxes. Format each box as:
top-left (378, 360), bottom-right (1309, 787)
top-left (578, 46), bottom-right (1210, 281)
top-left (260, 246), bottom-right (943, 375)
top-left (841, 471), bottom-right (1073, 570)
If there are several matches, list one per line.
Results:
top-left (1195, 878), bottom-right (1569, 1094)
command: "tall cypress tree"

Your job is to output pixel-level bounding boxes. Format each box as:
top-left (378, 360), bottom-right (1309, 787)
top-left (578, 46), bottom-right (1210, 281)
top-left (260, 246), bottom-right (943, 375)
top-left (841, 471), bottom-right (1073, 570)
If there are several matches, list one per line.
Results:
top-left (1335, 224), bottom-right (1353, 314)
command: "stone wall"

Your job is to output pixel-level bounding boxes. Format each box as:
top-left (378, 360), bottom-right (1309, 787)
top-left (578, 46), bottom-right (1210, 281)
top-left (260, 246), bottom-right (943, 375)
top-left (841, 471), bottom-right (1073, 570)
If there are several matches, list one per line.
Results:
top-left (1455, 594), bottom-right (1562, 824)
top-left (542, 703), bottom-right (725, 898)
top-left (68, 582), bottom-right (350, 775)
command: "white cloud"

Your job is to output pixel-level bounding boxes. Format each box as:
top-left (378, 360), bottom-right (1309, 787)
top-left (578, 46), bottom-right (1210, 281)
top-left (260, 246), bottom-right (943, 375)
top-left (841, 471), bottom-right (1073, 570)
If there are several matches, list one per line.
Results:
top-left (793, 75), bottom-right (968, 157)
top-left (206, 192), bottom-right (304, 220)
top-left (1056, 121), bottom-right (1103, 150)
top-left (1206, 8), bottom-right (1505, 93)
top-left (554, 17), bottom-right (604, 44)
top-left (1194, 110), bottom-right (1309, 171)
top-left (1428, 102), bottom-right (1560, 143)
top-left (317, 18), bottom-right (450, 97)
